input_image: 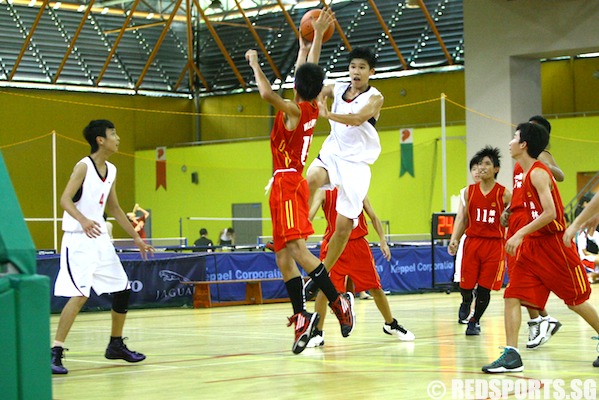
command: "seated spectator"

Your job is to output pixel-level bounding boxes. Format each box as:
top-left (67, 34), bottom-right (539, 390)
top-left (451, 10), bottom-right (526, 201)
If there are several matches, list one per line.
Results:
top-left (574, 192), bottom-right (599, 283)
top-left (576, 229), bottom-right (599, 283)
top-left (194, 228), bottom-right (214, 252)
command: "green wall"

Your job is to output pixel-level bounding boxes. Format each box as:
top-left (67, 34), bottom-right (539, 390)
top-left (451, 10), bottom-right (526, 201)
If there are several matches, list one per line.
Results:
top-left (2, 57), bottom-right (599, 249)
top-left (0, 88), bottom-right (194, 249)
top-left (134, 123), bottom-right (468, 241)
top-left (135, 115), bottom-right (599, 244)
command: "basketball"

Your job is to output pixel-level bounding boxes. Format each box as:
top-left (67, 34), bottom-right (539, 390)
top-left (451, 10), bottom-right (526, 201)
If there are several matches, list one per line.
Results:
top-left (300, 9), bottom-right (335, 43)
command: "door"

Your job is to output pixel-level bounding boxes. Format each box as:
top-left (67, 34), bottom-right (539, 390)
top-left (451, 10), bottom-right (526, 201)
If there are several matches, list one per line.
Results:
top-left (232, 203), bottom-right (263, 246)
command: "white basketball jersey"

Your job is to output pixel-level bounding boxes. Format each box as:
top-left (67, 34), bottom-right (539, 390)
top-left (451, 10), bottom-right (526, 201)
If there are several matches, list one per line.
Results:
top-left (62, 156), bottom-right (115, 233)
top-left (320, 82), bottom-right (381, 164)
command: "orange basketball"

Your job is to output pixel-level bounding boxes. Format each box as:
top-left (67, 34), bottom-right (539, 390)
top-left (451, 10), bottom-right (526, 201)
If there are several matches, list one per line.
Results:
top-left (300, 9), bottom-right (335, 43)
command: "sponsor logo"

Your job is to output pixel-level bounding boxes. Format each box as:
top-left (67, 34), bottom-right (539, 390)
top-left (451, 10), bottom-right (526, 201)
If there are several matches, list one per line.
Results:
top-left (159, 270), bottom-right (190, 282)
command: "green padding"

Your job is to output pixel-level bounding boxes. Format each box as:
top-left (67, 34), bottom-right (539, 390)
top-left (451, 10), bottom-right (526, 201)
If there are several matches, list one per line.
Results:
top-left (10, 275), bottom-right (52, 400)
top-left (0, 152), bottom-right (36, 275)
top-left (0, 280), bottom-right (18, 400)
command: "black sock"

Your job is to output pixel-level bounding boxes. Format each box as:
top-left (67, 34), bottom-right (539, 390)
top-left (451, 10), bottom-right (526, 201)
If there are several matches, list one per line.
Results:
top-left (472, 286), bottom-right (491, 322)
top-left (110, 336), bottom-right (122, 344)
top-left (308, 263), bottom-right (339, 303)
top-left (285, 276), bottom-right (305, 315)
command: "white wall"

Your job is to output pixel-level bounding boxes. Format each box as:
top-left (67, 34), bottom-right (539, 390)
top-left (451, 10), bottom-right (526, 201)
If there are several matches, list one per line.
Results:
top-left (463, 0), bottom-right (599, 186)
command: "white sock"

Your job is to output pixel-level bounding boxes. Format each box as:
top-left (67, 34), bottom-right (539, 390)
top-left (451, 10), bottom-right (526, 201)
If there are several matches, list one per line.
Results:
top-left (505, 346), bottom-right (519, 353)
top-left (53, 340), bottom-right (65, 348)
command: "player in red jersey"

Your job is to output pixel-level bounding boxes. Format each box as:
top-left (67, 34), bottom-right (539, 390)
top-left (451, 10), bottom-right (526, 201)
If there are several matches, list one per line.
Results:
top-left (483, 122), bottom-right (599, 373)
top-left (448, 146), bottom-right (511, 336)
top-left (502, 116), bottom-right (563, 349)
top-left (245, 8), bottom-right (355, 355)
top-left (305, 188), bottom-right (415, 347)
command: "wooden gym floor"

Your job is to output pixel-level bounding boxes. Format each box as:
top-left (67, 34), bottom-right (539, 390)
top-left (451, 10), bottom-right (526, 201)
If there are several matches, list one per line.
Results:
top-left (51, 289), bottom-right (599, 400)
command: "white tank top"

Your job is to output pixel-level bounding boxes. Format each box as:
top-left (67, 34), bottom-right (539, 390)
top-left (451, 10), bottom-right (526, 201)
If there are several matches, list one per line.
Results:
top-left (320, 82), bottom-right (381, 164)
top-left (62, 156), bottom-right (115, 233)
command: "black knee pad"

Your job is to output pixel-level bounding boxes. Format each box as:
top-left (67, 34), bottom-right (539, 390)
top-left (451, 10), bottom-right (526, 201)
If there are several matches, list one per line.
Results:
top-left (112, 289), bottom-right (131, 314)
top-left (460, 287), bottom-right (473, 304)
top-left (476, 286), bottom-right (491, 302)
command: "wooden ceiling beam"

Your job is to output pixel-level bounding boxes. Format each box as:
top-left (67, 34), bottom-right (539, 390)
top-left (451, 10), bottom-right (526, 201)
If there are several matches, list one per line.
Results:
top-left (417, 0), bottom-right (454, 65)
top-left (53, 0), bottom-right (96, 83)
top-left (368, 0), bottom-right (408, 70)
top-left (234, 0), bottom-right (281, 81)
top-left (194, 0), bottom-right (247, 88)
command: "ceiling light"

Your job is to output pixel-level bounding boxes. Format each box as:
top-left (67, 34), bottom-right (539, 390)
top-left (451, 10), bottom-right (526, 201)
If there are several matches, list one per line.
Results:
top-left (405, 0), bottom-right (420, 9)
top-left (207, 0), bottom-right (223, 10)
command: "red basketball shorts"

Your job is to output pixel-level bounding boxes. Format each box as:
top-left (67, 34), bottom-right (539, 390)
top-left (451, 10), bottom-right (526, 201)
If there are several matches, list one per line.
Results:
top-left (460, 236), bottom-right (505, 291)
top-left (320, 236), bottom-right (381, 293)
top-left (269, 172), bottom-right (314, 252)
top-left (504, 234), bottom-right (591, 310)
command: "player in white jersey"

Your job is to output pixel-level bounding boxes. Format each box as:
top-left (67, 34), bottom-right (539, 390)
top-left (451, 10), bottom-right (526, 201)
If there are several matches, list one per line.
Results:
top-left (304, 48), bottom-right (384, 299)
top-left (51, 120), bottom-right (154, 375)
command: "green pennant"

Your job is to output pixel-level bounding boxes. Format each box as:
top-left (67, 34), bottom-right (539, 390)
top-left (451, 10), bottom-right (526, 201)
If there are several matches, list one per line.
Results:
top-left (400, 128), bottom-right (414, 177)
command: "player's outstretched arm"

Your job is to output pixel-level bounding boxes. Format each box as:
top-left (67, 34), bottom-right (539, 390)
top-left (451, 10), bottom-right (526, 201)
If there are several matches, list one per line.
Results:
top-left (246, 49), bottom-right (299, 118)
top-left (363, 196), bottom-right (390, 261)
top-left (538, 150), bottom-right (565, 182)
top-left (306, 8), bottom-right (334, 65)
top-left (318, 93), bottom-right (383, 126)
top-left (564, 193), bottom-right (599, 246)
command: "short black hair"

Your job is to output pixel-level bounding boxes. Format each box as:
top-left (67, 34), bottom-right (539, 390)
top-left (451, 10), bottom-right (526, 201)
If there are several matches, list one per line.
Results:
top-left (83, 120), bottom-right (114, 153)
top-left (474, 146), bottom-right (501, 178)
top-left (516, 122), bottom-right (549, 159)
top-left (294, 63), bottom-right (324, 101)
top-left (469, 155), bottom-right (480, 170)
top-left (528, 115), bottom-right (551, 134)
top-left (348, 47), bottom-right (377, 69)
top-left (200, 228), bottom-right (208, 235)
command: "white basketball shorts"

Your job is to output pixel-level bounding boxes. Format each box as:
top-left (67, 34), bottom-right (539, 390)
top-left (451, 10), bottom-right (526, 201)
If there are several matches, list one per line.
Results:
top-left (308, 154), bottom-right (371, 222)
top-left (55, 232), bottom-right (130, 297)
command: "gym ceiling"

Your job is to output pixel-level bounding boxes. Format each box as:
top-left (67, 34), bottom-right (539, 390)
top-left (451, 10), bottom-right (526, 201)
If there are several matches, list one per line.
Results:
top-left (0, 0), bottom-right (463, 96)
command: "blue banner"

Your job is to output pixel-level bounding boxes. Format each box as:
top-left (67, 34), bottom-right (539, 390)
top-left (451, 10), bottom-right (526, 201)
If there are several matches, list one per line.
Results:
top-left (37, 245), bottom-right (456, 310)
top-left (203, 252), bottom-right (289, 301)
top-left (375, 245), bottom-right (454, 292)
top-left (37, 252), bottom-right (206, 313)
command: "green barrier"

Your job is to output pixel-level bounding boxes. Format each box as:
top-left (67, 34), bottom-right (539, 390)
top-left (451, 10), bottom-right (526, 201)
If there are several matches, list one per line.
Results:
top-left (0, 278), bottom-right (18, 400)
top-left (0, 152), bottom-right (37, 275)
top-left (0, 151), bottom-right (51, 399)
top-left (10, 275), bottom-right (51, 400)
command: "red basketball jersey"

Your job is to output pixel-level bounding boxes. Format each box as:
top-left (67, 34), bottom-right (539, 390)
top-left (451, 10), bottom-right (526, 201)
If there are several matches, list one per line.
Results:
top-left (515, 160), bottom-right (566, 237)
top-left (465, 182), bottom-right (507, 239)
top-left (507, 162), bottom-right (528, 239)
top-left (270, 100), bottom-right (319, 173)
top-left (322, 188), bottom-right (368, 242)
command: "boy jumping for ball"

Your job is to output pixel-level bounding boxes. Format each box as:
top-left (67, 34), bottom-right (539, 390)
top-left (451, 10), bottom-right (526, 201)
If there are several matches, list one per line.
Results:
top-left (245, 8), bottom-right (356, 354)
